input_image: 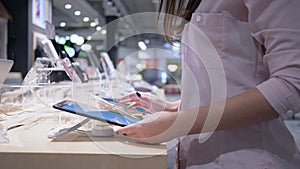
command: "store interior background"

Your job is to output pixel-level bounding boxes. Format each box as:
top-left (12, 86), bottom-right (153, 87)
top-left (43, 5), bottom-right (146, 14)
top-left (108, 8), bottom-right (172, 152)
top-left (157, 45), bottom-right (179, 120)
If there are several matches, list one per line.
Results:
top-left (1, 2), bottom-right (182, 167)
top-left (1, 0), bottom-right (181, 99)
top-left (0, 0), bottom-right (299, 156)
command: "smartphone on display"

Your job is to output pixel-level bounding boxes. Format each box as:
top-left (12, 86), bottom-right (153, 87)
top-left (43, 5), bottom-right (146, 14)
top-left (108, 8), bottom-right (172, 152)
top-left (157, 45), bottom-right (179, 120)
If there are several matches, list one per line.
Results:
top-left (61, 58), bottom-right (81, 82)
top-left (53, 100), bottom-right (141, 127)
top-left (72, 63), bottom-right (89, 83)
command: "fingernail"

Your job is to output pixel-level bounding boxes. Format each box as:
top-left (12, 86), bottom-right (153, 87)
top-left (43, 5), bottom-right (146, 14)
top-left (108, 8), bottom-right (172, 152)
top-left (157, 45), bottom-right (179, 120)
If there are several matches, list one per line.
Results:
top-left (136, 92), bottom-right (141, 97)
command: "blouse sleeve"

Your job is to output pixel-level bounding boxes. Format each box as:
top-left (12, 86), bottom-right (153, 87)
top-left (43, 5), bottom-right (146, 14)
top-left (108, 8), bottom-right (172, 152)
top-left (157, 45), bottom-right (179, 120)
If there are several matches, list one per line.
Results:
top-left (244, 0), bottom-right (300, 118)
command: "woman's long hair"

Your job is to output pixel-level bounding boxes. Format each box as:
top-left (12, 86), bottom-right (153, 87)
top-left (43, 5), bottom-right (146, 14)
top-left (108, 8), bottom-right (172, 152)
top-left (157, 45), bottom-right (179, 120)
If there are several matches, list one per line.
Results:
top-left (158, 0), bottom-right (201, 43)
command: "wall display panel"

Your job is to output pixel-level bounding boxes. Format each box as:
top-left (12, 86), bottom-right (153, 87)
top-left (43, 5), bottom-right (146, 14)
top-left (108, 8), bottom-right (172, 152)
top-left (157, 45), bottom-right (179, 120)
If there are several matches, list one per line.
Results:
top-left (32, 0), bottom-right (52, 29)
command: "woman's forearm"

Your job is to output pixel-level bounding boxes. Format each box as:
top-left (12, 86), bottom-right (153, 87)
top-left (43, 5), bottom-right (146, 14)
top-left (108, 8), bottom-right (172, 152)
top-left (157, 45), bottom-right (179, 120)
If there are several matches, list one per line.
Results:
top-left (188, 87), bottom-right (278, 135)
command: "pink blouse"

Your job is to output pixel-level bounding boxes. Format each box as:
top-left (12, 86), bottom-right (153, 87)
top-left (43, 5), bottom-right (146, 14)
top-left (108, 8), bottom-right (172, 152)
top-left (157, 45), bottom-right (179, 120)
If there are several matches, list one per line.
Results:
top-left (178, 0), bottom-right (300, 168)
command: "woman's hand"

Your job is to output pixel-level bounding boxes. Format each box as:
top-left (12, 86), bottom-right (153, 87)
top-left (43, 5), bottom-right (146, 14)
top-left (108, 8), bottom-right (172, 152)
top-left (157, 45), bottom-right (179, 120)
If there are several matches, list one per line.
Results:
top-left (117, 111), bottom-right (180, 144)
top-left (117, 88), bottom-right (280, 144)
top-left (93, 95), bottom-right (143, 116)
top-left (116, 92), bottom-right (180, 113)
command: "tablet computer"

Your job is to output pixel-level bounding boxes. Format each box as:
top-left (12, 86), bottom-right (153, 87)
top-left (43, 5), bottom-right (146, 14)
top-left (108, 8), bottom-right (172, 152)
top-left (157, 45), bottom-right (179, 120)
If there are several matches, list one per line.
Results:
top-left (53, 100), bottom-right (141, 127)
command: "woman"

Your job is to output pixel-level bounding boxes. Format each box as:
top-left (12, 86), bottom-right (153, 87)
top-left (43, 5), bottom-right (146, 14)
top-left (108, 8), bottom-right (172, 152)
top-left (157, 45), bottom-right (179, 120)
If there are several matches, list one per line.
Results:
top-left (117, 0), bottom-right (300, 168)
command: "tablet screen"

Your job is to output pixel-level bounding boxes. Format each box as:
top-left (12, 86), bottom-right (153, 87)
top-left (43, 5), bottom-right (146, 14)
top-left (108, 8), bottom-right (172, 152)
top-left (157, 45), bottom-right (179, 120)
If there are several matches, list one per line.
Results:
top-left (54, 100), bottom-right (140, 126)
top-left (100, 97), bottom-right (150, 114)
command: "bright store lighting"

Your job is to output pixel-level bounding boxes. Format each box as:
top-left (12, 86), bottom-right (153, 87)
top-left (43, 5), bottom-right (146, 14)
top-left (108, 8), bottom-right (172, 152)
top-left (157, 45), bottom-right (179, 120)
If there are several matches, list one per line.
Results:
top-left (161, 72), bottom-right (167, 84)
top-left (58, 37), bottom-right (66, 44)
top-left (81, 44), bottom-right (92, 51)
top-left (167, 64), bottom-right (178, 72)
top-left (96, 26), bottom-right (102, 31)
top-left (101, 29), bottom-right (107, 35)
top-left (90, 22), bottom-right (97, 27)
top-left (55, 35), bottom-right (59, 42)
top-left (83, 17), bottom-right (90, 22)
top-left (138, 41), bottom-right (147, 50)
top-left (75, 36), bottom-right (85, 46)
top-left (64, 3), bottom-right (72, 9)
top-left (70, 34), bottom-right (79, 44)
top-left (144, 39), bottom-right (150, 44)
top-left (106, 0), bottom-right (113, 6)
top-left (59, 22), bottom-right (66, 27)
top-left (65, 36), bottom-right (70, 40)
top-left (86, 36), bottom-right (92, 41)
top-left (74, 10), bottom-right (81, 16)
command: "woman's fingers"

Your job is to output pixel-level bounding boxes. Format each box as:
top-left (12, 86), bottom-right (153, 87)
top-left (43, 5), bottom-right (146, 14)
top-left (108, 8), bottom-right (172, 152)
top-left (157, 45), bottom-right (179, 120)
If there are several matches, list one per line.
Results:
top-left (127, 102), bottom-right (149, 110)
top-left (116, 93), bottom-right (139, 104)
top-left (117, 92), bottom-right (151, 107)
top-left (117, 124), bottom-right (138, 137)
top-left (117, 124), bottom-right (148, 139)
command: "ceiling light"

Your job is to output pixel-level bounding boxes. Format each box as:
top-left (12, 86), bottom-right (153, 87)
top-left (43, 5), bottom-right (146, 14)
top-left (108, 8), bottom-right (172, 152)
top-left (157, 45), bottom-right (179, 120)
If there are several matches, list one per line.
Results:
top-left (90, 22), bottom-right (97, 27)
top-left (81, 44), bottom-right (92, 51)
top-left (87, 36), bottom-right (92, 41)
top-left (65, 36), bottom-right (70, 40)
top-left (144, 39), bottom-right (150, 44)
top-left (65, 3), bottom-right (72, 9)
top-left (58, 37), bottom-right (66, 44)
top-left (101, 29), bottom-right (107, 35)
top-left (55, 35), bottom-right (59, 42)
top-left (59, 22), bottom-right (66, 27)
top-left (96, 26), bottom-right (102, 31)
top-left (167, 64), bottom-right (178, 72)
top-left (83, 17), bottom-right (90, 22)
top-left (70, 34), bottom-right (79, 44)
top-left (75, 36), bottom-right (85, 46)
top-left (106, 0), bottom-right (113, 6)
top-left (138, 41), bottom-right (147, 50)
top-left (74, 10), bottom-right (81, 16)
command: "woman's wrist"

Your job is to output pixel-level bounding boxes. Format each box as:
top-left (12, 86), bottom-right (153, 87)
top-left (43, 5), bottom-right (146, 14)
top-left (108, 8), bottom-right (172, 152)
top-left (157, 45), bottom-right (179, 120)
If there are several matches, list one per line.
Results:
top-left (165, 100), bottom-right (180, 112)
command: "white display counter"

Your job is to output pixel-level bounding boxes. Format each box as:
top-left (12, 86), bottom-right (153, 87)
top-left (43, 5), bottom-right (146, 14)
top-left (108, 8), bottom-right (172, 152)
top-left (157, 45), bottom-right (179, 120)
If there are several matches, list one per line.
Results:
top-left (0, 83), bottom-right (167, 169)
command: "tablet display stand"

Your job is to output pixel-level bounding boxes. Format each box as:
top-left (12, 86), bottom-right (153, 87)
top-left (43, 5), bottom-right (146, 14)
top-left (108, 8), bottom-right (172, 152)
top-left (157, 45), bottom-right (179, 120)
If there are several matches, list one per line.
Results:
top-left (91, 121), bottom-right (114, 137)
top-left (48, 118), bottom-right (114, 139)
top-left (48, 118), bottom-right (90, 139)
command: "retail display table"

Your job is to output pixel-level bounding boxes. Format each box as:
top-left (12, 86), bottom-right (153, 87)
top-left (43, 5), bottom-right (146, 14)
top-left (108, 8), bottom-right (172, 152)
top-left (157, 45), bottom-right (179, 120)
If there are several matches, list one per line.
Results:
top-left (0, 111), bottom-right (167, 169)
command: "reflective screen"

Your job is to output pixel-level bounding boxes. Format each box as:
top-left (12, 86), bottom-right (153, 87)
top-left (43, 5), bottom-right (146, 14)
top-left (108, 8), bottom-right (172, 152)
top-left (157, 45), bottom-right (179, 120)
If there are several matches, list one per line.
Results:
top-left (61, 102), bottom-right (140, 126)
